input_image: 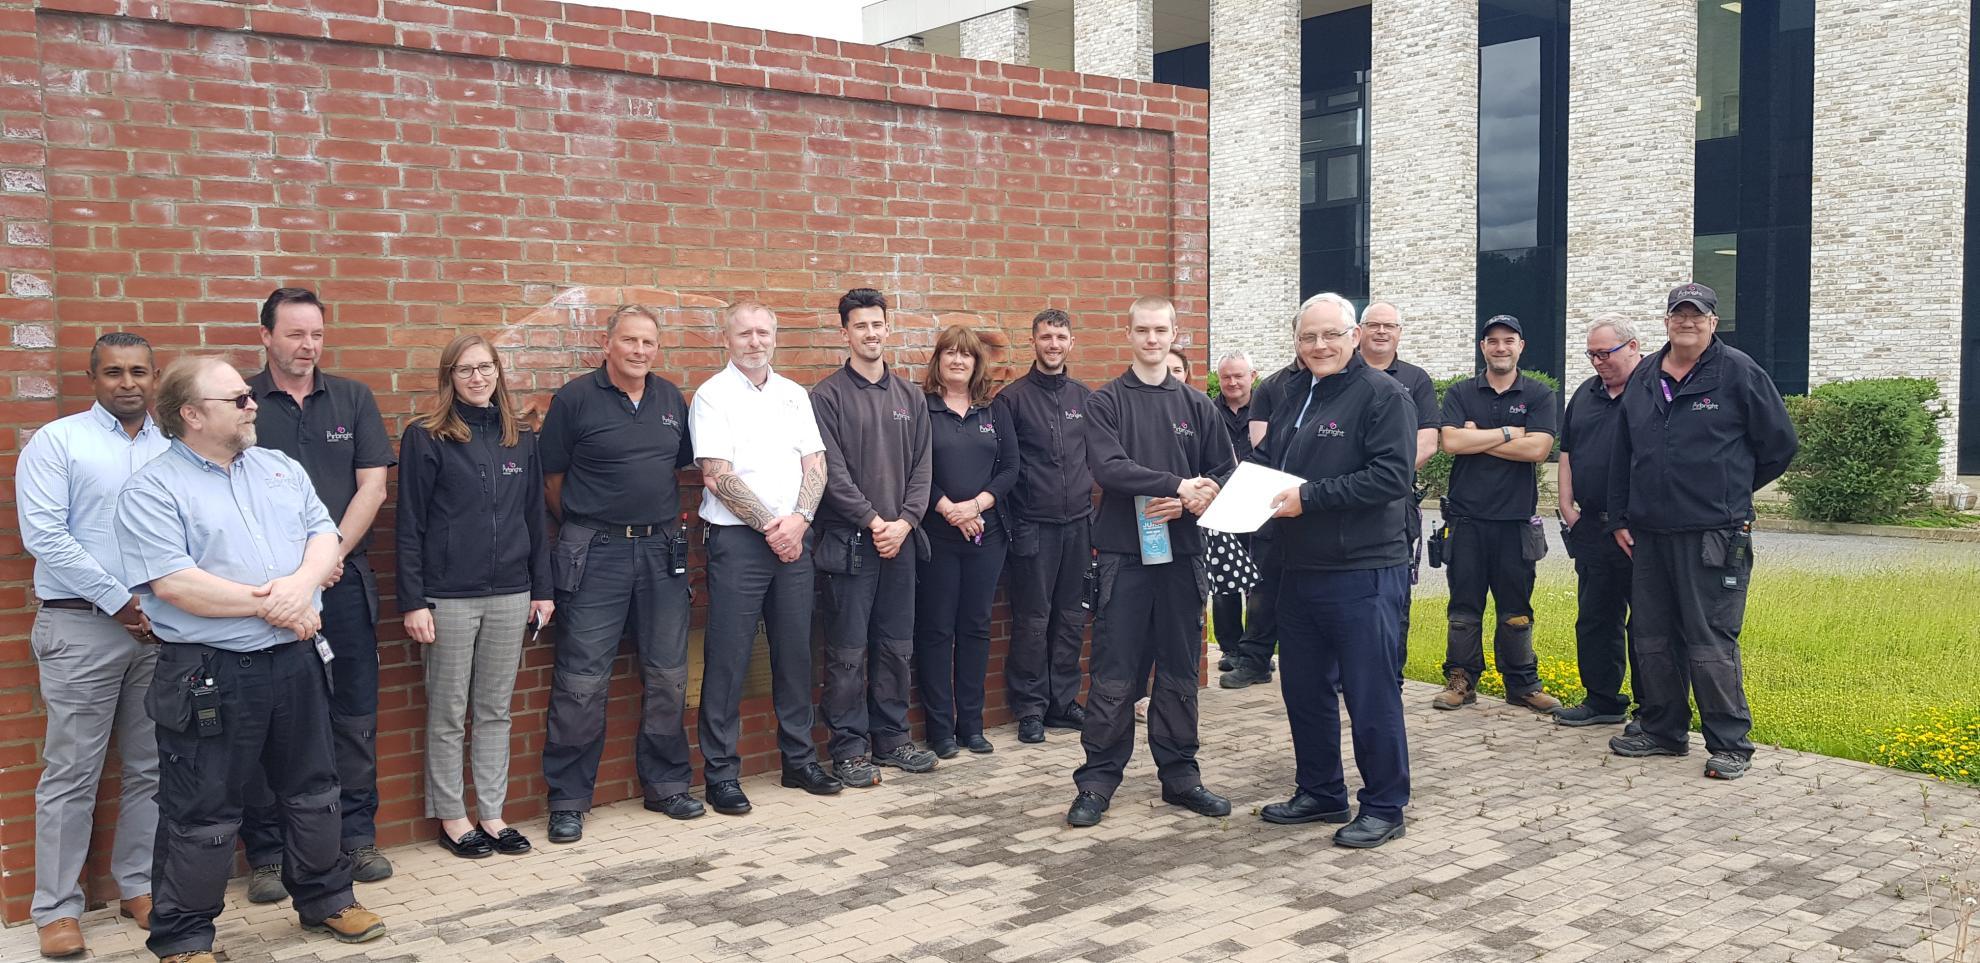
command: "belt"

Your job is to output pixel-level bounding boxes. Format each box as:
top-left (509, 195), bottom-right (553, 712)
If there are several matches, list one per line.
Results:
top-left (564, 513), bottom-right (660, 538)
top-left (39, 598), bottom-right (97, 613)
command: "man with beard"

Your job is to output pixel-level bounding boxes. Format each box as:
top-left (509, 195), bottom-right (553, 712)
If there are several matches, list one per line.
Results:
top-left (992, 308), bottom-right (1094, 744)
top-left (1431, 315), bottom-right (1561, 715)
top-left (1357, 302), bottom-right (1441, 684)
top-left (117, 356), bottom-right (386, 962)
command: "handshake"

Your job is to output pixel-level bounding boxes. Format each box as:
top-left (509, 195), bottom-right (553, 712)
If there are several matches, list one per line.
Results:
top-left (1142, 477), bottom-right (1221, 521)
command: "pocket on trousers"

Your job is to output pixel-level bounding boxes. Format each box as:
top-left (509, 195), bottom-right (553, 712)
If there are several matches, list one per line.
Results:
top-left (1700, 529), bottom-right (1731, 568)
top-left (1008, 517), bottom-right (1040, 558)
top-left (813, 527), bottom-right (854, 575)
top-left (145, 663), bottom-right (197, 734)
top-left (1520, 520), bottom-right (1549, 562)
top-left (552, 531), bottom-right (593, 594)
top-left (1093, 554), bottom-right (1122, 618)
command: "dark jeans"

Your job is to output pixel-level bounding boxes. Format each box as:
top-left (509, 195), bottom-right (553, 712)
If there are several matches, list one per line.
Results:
top-left (1571, 525), bottom-right (1637, 715)
top-left (1074, 554), bottom-right (1207, 799)
top-left (820, 535), bottom-right (917, 760)
top-left (1228, 533), bottom-right (1281, 674)
top-left (1632, 529), bottom-right (1755, 759)
top-left (542, 523), bottom-right (692, 810)
top-left (242, 556), bottom-right (378, 865)
top-left (914, 530), bottom-right (1008, 744)
top-left (148, 641), bottom-right (354, 957)
top-left (1441, 517), bottom-right (1540, 695)
top-left (698, 525), bottom-right (818, 783)
top-left (1278, 565), bottom-right (1411, 821)
top-left (1005, 518), bottom-right (1089, 721)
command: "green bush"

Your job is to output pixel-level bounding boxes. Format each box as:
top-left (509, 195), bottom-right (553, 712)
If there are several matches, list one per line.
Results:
top-left (1780, 377), bottom-right (1941, 524)
top-left (1418, 369), bottom-right (1558, 500)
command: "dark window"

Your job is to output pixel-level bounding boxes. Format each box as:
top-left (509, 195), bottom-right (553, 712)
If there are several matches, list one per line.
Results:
top-left (1299, 5), bottom-right (1373, 305)
top-left (1477, 0), bottom-right (1570, 382)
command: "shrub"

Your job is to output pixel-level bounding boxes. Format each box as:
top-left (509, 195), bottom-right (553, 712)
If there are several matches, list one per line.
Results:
top-left (1419, 369), bottom-right (1558, 500)
top-left (1780, 377), bottom-right (1942, 524)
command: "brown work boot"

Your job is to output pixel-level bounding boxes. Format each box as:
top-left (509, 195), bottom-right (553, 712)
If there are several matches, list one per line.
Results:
top-left (158, 953), bottom-right (218, 963)
top-left (306, 903), bottom-right (386, 944)
top-left (1430, 669), bottom-right (1475, 710)
top-left (121, 893), bottom-right (153, 930)
top-left (37, 918), bottom-right (84, 958)
top-left (1509, 689), bottom-right (1561, 714)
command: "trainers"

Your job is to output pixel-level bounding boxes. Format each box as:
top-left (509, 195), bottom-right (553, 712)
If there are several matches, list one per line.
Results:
top-left (346, 845), bottom-right (393, 883)
top-left (1508, 689), bottom-right (1561, 714)
top-left (305, 903), bottom-right (385, 944)
top-left (1704, 752), bottom-right (1749, 780)
top-left (1431, 669), bottom-right (1475, 710)
top-left (1609, 732), bottom-right (1688, 757)
top-left (1218, 664), bottom-right (1272, 689)
top-left (873, 743), bottom-right (938, 773)
top-left (1042, 703), bottom-right (1086, 730)
top-left (1623, 717), bottom-right (1642, 737)
top-left (1554, 703), bottom-right (1627, 727)
top-left (246, 863), bottom-right (288, 903)
top-left (834, 756), bottom-right (880, 788)
top-left (1017, 717), bottom-right (1045, 744)
top-left (547, 809), bottom-right (584, 844)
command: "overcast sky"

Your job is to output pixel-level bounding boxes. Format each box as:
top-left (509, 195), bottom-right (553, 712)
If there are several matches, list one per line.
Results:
top-left (599, 0), bottom-right (866, 42)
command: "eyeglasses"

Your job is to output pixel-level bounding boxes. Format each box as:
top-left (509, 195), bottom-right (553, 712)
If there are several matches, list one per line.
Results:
top-left (1296, 329), bottom-right (1354, 347)
top-left (451, 362), bottom-right (498, 379)
top-left (1666, 311), bottom-right (1711, 327)
top-left (1361, 322), bottom-right (1401, 333)
top-left (1585, 342), bottom-right (1633, 363)
top-left (202, 393), bottom-right (255, 410)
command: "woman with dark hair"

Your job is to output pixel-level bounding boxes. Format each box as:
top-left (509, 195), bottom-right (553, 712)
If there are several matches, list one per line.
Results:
top-left (1166, 347), bottom-right (1192, 386)
top-left (397, 334), bottom-right (553, 858)
top-left (915, 325), bottom-right (1020, 757)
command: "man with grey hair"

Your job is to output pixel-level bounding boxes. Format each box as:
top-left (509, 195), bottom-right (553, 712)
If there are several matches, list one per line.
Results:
top-left (1358, 301), bottom-right (1440, 686)
top-left (1554, 315), bottom-right (1644, 727)
top-left (1209, 348), bottom-right (1256, 667)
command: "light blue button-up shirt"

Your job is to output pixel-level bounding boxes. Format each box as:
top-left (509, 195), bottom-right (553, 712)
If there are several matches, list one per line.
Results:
top-left (16, 402), bottom-right (170, 613)
top-left (116, 440), bottom-right (339, 652)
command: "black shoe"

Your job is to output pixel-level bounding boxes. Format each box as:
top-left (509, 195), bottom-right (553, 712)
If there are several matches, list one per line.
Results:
top-left (1043, 703), bottom-right (1086, 730)
top-left (930, 738), bottom-right (960, 759)
top-left (547, 810), bottom-right (584, 844)
top-left (1609, 732), bottom-right (1688, 758)
top-left (1623, 717), bottom-right (1643, 737)
top-left (1218, 665), bottom-right (1272, 689)
top-left (1333, 813), bottom-right (1407, 849)
top-left (1018, 717), bottom-right (1045, 743)
top-left (1555, 703), bottom-right (1627, 727)
top-left (874, 743), bottom-right (939, 773)
top-left (437, 827), bottom-right (495, 859)
top-left (1065, 790), bottom-right (1110, 827)
top-left (1161, 785), bottom-right (1232, 817)
top-left (482, 826), bottom-right (531, 855)
top-left (706, 780), bottom-right (752, 816)
top-left (247, 863), bottom-right (288, 903)
top-left (1704, 752), bottom-right (1750, 780)
top-left (963, 734), bottom-right (993, 754)
top-left (781, 763), bottom-right (844, 795)
top-left (834, 756), bottom-right (880, 788)
top-left (645, 792), bottom-right (705, 820)
top-left (1259, 791), bottom-right (1351, 825)
top-left (1217, 655), bottom-right (1234, 672)
top-left (346, 845), bottom-right (393, 882)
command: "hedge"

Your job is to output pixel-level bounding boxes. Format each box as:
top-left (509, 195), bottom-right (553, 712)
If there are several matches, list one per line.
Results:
top-left (1780, 377), bottom-right (1942, 524)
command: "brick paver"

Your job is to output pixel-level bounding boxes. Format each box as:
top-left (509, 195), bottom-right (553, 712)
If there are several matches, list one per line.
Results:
top-left (8, 683), bottom-right (1976, 963)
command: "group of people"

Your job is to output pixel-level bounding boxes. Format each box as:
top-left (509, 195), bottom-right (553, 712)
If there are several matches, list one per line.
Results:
top-left (19, 279), bottom-right (1795, 963)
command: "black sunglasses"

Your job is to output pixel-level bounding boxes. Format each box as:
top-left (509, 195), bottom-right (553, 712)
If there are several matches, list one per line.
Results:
top-left (201, 393), bottom-right (255, 410)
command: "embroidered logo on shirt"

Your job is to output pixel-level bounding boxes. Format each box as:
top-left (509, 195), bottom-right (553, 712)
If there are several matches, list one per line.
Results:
top-left (660, 413), bottom-right (681, 428)
top-left (1315, 420), bottom-right (1346, 439)
top-left (1172, 421), bottom-right (1195, 437)
top-left (1063, 408), bottom-right (1083, 420)
top-left (1691, 397), bottom-right (1721, 412)
top-left (979, 422), bottom-right (996, 434)
top-left (1507, 404), bottom-right (1528, 415)
top-left (324, 425), bottom-right (354, 443)
top-left (892, 408), bottom-right (912, 422)
top-left (501, 460), bottom-right (524, 476)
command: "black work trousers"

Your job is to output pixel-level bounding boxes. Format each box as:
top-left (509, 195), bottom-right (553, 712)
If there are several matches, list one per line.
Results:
top-left (1227, 533), bottom-right (1280, 674)
top-left (1074, 554), bottom-right (1207, 799)
top-left (1631, 529), bottom-right (1755, 760)
top-left (914, 529), bottom-right (1008, 744)
top-left (1005, 518), bottom-right (1090, 721)
top-left (1570, 524), bottom-right (1637, 716)
top-left (1441, 517), bottom-right (1541, 696)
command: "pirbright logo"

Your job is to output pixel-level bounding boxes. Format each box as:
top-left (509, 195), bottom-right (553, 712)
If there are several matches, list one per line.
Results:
top-left (1172, 421), bottom-right (1195, 437)
top-left (324, 425), bottom-right (354, 442)
top-left (1315, 421), bottom-right (1346, 438)
top-left (1691, 397), bottom-right (1721, 411)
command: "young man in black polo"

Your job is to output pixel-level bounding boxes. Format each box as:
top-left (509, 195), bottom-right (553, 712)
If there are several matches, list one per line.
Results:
top-left (992, 308), bottom-right (1094, 744)
top-left (1431, 315), bottom-right (1561, 715)
top-left (1065, 296), bottom-right (1235, 828)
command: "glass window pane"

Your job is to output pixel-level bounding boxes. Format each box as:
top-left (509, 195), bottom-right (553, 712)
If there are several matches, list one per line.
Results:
top-left (1301, 110), bottom-right (1362, 151)
top-left (1692, 233), bottom-right (1738, 332)
top-left (1301, 157), bottom-right (1318, 206)
top-left (1697, 0), bottom-right (1742, 140)
top-left (1479, 36), bottom-right (1541, 251)
top-left (1326, 154), bottom-right (1359, 202)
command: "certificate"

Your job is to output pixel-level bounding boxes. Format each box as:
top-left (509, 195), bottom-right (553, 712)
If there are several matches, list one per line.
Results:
top-left (1196, 462), bottom-right (1308, 534)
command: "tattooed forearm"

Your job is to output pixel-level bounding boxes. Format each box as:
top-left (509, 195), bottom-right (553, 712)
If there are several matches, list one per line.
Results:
top-left (698, 458), bottom-right (778, 532)
top-left (798, 451), bottom-right (826, 518)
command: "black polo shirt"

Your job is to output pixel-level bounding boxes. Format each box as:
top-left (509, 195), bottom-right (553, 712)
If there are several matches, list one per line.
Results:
top-left (1559, 374), bottom-right (1626, 516)
top-left (1438, 373), bottom-right (1558, 521)
top-left (1216, 398), bottom-right (1252, 463)
top-left (1378, 357), bottom-right (1441, 431)
top-left (247, 367), bottom-right (395, 553)
top-left (539, 367), bottom-right (693, 527)
top-left (922, 392), bottom-right (1019, 541)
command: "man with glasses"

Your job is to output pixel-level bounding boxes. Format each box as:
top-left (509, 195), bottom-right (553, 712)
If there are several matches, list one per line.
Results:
top-left (240, 288), bottom-right (396, 899)
top-left (1554, 316), bottom-right (1645, 729)
top-left (1605, 284), bottom-right (1797, 780)
top-left (1357, 302), bottom-right (1440, 684)
top-left (1432, 315), bottom-right (1561, 715)
top-left (117, 356), bottom-right (387, 963)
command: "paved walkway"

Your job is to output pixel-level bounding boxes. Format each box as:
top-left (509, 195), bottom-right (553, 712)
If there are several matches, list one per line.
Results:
top-left (8, 682), bottom-right (1977, 963)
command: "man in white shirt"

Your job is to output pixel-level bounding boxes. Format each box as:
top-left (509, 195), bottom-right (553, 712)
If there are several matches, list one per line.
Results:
top-left (692, 300), bottom-right (842, 812)
top-left (16, 333), bottom-right (169, 958)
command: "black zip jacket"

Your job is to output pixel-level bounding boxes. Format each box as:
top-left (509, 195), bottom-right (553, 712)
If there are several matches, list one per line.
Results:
top-left (991, 366), bottom-right (1096, 523)
top-left (1607, 337), bottom-right (1799, 534)
top-left (395, 401), bottom-right (553, 610)
top-left (1085, 369), bottom-right (1237, 557)
top-left (1250, 355), bottom-right (1415, 571)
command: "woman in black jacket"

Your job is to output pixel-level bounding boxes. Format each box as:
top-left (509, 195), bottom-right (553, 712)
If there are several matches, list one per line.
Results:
top-left (398, 334), bottom-right (553, 858)
top-left (915, 325), bottom-right (1020, 758)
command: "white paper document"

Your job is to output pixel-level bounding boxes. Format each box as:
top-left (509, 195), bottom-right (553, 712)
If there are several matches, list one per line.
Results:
top-left (1196, 462), bottom-right (1308, 534)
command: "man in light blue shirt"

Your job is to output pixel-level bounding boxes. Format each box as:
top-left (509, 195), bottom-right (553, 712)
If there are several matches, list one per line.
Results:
top-left (114, 356), bottom-right (386, 961)
top-left (16, 333), bottom-right (167, 958)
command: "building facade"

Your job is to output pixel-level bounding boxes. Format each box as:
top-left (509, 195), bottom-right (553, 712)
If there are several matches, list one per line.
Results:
top-left (864, 0), bottom-right (1978, 477)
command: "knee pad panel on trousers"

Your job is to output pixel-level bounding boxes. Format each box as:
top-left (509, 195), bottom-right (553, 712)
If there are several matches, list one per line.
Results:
top-left (280, 785), bottom-right (345, 878)
top-left (1083, 676), bottom-right (1134, 745)
top-left (1146, 674), bottom-right (1198, 744)
top-left (826, 645), bottom-right (866, 674)
top-left (160, 817), bottom-right (242, 917)
top-left (548, 671), bottom-right (612, 745)
top-left (640, 663), bottom-right (688, 737)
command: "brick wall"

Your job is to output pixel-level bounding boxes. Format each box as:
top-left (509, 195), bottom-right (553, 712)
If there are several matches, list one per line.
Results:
top-left (0, 0), bottom-right (1208, 924)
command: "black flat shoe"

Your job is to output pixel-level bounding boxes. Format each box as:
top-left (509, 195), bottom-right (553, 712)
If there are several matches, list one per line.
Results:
top-left (963, 734), bottom-right (993, 754)
top-left (1161, 785), bottom-right (1232, 817)
top-left (1043, 704), bottom-right (1086, 730)
top-left (644, 792), bottom-right (705, 820)
top-left (1018, 717), bottom-right (1045, 743)
top-left (481, 826), bottom-right (531, 855)
top-left (707, 780), bottom-right (752, 816)
top-left (547, 810), bottom-right (584, 844)
top-left (782, 762), bottom-right (845, 795)
top-left (1333, 812), bottom-right (1406, 849)
top-left (931, 738), bottom-right (960, 759)
top-left (438, 827), bottom-right (495, 859)
top-left (1065, 790), bottom-right (1109, 827)
top-left (1260, 791), bottom-right (1351, 825)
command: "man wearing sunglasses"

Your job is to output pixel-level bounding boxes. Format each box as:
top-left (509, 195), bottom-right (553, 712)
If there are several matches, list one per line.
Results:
top-left (239, 288), bottom-right (397, 899)
top-left (1554, 317), bottom-right (1644, 730)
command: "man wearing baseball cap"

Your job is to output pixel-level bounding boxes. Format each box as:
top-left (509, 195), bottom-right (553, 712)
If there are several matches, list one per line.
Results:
top-left (1430, 315), bottom-right (1562, 716)
top-left (1604, 283), bottom-right (1797, 780)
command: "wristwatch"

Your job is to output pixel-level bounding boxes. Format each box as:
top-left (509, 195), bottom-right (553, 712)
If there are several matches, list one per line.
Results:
top-left (797, 507), bottom-right (814, 523)
top-left (1500, 426), bottom-right (1513, 443)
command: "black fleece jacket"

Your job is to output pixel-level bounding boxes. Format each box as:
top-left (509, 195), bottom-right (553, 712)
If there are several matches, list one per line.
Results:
top-left (395, 401), bottom-right (552, 609)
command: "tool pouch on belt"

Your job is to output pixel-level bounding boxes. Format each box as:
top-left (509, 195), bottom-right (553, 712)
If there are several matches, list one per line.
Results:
top-left (1521, 515), bottom-right (1550, 562)
top-left (1427, 519), bottom-right (1448, 568)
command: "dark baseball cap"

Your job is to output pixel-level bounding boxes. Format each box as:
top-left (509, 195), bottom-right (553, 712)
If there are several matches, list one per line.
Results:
top-left (1667, 282), bottom-right (1717, 314)
top-left (1480, 314), bottom-right (1522, 337)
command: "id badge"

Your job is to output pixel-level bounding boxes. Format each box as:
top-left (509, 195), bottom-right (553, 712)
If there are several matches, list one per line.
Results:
top-left (314, 635), bottom-right (335, 665)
